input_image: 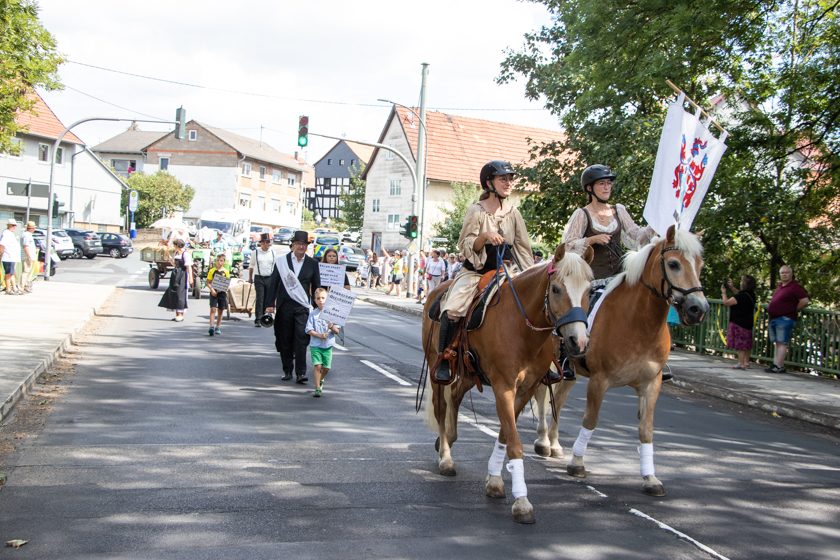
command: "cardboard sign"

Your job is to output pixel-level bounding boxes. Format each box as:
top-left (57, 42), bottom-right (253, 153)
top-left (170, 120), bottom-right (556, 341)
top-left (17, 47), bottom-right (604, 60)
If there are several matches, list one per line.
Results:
top-left (320, 288), bottom-right (357, 327)
top-left (319, 262), bottom-right (347, 287)
top-left (210, 272), bottom-right (231, 293)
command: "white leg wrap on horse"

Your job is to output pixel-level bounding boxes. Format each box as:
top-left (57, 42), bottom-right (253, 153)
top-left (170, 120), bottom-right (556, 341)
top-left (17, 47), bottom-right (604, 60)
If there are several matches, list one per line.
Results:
top-left (506, 458), bottom-right (527, 499)
top-left (639, 443), bottom-right (655, 477)
top-left (487, 439), bottom-right (507, 476)
top-left (572, 427), bottom-right (594, 457)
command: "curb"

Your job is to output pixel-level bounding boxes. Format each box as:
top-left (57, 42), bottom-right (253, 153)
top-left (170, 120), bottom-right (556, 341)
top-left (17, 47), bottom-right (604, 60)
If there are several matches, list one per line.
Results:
top-left (356, 295), bottom-right (423, 317)
top-left (0, 286), bottom-right (117, 422)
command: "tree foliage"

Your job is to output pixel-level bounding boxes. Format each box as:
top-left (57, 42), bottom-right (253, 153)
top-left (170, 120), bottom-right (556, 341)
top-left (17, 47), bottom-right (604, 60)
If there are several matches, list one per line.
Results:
top-left (432, 182), bottom-right (480, 251)
top-left (339, 163), bottom-right (366, 232)
top-left (0, 0), bottom-right (64, 154)
top-left (501, 0), bottom-right (839, 306)
top-left (122, 172), bottom-right (194, 228)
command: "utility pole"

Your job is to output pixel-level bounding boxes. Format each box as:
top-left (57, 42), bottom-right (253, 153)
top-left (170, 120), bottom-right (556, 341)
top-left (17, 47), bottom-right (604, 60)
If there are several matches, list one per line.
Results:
top-left (416, 63), bottom-right (429, 252)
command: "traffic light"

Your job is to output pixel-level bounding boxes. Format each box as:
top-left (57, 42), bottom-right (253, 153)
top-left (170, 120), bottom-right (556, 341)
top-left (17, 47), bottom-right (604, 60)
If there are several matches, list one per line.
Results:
top-left (175, 106), bottom-right (187, 140)
top-left (297, 115), bottom-right (309, 147)
top-left (408, 214), bottom-right (418, 239)
top-left (51, 194), bottom-right (63, 218)
top-left (399, 216), bottom-right (411, 240)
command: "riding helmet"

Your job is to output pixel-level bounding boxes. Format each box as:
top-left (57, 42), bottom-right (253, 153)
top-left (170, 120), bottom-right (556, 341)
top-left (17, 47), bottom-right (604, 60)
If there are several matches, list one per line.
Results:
top-left (479, 160), bottom-right (515, 190)
top-left (580, 164), bottom-right (616, 190)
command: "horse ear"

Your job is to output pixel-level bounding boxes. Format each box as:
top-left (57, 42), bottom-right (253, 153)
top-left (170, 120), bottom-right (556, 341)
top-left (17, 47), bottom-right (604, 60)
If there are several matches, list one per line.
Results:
top-left (582, 245), bottom-right (594, 264)
top-left (666, 224), bottom-right (676, 243)
top-left (553, 243), bottom-right (566, 263)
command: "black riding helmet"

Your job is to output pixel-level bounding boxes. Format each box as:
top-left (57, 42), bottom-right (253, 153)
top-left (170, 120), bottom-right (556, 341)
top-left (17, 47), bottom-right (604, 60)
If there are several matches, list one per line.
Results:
top-left (480, 160), bottom-right (515, 194)
top-left (580, 164), bottom-right (616, 203)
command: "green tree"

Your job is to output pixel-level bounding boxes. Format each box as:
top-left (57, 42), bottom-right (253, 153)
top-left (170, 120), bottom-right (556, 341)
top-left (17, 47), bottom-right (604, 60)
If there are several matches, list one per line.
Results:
top-left (122, 172), bottom-right (194, 228)
top-left (500, 0), bottom-right (839, 306)
top-left (0, 0), bottom-right (64, 154)
top-left (339, 163), bottom-right (366, 232)
top-left (432, 182), bottom-right (480, 251)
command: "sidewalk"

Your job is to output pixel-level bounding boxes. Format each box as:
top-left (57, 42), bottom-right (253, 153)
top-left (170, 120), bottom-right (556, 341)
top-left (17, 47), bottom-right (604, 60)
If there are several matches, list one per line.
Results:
top-left (354, 286), bottom-right (840, 431)
top-left (2, 282), bottom-right (838, 431)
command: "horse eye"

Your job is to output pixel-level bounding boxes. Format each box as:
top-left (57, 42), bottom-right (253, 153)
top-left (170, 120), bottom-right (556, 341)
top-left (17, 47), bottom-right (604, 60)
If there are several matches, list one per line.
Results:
top-left (551, 285), bottom-right (561, 295)
top-left (667, 260), bottom-right (680, 271)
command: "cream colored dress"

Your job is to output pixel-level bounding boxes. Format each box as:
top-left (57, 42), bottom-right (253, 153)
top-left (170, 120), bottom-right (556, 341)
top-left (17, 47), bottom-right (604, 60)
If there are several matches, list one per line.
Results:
top-left (441, 202), bottom-right (534, 317)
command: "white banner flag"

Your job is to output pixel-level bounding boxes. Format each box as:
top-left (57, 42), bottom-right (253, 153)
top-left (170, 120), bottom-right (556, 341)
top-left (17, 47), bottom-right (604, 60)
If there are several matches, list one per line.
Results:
top-left (644, 93), bottom-right (728, 235)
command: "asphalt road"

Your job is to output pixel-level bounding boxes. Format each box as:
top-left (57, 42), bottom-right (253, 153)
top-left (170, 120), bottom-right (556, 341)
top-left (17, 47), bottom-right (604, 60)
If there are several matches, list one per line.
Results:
top-left (1, 262), bottom-right (838, 559)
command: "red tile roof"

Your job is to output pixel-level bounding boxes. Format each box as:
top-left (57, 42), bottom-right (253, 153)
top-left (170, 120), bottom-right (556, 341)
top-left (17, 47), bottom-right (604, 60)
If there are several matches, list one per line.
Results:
top-left (15, 91), bottom-right (83, 144)
top-left (388, 106), bottom-right (565, 184)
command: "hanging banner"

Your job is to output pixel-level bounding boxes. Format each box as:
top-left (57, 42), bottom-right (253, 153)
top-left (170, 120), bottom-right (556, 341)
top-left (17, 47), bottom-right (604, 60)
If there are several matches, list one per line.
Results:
top-left (644, 92), bottom-right (728, 235)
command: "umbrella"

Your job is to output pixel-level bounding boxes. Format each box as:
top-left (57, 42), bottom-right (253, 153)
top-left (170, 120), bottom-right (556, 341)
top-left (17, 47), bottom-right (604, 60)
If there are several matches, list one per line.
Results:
top-left (150, 217), bottom-right (189, 230)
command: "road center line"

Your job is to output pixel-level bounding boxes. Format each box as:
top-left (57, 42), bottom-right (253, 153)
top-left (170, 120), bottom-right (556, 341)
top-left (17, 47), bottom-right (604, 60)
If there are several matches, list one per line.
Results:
top-left (360, 360), bottom-right (411, 386)
top-left (629, 508), bottom-right (731, 560)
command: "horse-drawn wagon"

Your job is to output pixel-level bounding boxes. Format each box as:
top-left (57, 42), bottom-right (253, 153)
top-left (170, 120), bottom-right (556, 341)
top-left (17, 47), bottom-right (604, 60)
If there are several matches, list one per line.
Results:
top-left (140, 246), bottom-right (202, 299)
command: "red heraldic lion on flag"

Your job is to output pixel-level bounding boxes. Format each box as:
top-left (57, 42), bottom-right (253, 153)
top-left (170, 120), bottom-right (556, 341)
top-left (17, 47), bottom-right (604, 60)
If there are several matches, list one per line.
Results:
top-left (644, 92), bottom-right (728, 235)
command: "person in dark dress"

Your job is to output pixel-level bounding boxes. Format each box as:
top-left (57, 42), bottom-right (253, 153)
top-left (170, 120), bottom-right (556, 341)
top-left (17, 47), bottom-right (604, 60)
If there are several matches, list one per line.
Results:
top-left (722, 275), bottom-right (757, 369)
top-left (265, 231), bottom-right (321, 383)
top-left (158, 239), bottom-right (192, 321)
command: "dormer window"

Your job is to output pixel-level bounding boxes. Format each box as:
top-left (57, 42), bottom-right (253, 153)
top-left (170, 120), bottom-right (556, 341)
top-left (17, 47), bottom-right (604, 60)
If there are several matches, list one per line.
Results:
top-left (188, 130), bottom-right (198, 141)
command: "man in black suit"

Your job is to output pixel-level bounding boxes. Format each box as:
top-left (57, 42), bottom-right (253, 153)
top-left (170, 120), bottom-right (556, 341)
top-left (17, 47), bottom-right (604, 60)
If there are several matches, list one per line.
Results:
top-left (265, 230), bottom-right (321, 383)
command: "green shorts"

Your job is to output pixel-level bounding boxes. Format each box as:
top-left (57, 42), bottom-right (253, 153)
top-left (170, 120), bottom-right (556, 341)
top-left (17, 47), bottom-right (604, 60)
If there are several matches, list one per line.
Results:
top-left (310, 346), bottom-right (333, 368)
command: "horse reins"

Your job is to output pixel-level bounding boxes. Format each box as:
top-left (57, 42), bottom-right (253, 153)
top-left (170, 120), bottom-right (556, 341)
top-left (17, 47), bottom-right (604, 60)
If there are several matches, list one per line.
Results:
top-left (643, 243), bottom-right (704, 303)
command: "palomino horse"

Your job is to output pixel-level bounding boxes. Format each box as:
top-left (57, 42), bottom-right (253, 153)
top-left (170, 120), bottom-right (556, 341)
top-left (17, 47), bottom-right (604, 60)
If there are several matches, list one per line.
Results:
top-left (533, 225), bottom-right (708, 496)
top-left (421, 244), bottom-right (593, 523)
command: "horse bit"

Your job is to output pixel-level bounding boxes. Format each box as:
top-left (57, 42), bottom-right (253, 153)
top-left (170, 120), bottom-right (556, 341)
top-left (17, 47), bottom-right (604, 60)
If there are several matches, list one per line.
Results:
top-left (644, 243), bottom-right (705, 303)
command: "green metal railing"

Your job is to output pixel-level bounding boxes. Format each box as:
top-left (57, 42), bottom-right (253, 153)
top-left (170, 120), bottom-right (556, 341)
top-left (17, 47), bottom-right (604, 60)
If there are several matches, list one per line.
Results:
top-left (671, 299), bottom-right (840, 377)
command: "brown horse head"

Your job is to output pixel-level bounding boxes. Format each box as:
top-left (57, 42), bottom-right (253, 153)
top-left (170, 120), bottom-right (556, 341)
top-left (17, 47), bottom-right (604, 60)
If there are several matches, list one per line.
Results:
top-left (625, 225), bottom-right (709, 325)
top-left (547, 244), bottom-right (594, 357)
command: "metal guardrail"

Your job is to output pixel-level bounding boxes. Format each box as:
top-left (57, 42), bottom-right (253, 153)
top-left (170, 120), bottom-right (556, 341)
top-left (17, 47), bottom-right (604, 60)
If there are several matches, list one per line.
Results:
top-left (671, 299), bottom-right (840, 377)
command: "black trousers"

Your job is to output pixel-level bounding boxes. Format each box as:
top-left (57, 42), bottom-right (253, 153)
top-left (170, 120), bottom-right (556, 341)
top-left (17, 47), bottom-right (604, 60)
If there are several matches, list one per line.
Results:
top-left (274, 301), bottom-right (309, 377)
top-left (254, 275), bottom-right (271, 321)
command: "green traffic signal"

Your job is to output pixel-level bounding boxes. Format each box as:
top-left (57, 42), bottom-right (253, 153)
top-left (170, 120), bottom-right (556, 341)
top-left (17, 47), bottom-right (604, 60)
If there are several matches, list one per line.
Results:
top-left (297, 115), bottom-right (309, 148)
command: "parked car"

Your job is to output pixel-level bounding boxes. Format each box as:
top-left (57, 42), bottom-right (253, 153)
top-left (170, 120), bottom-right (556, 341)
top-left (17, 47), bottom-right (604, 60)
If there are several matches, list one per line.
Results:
top-left (64, 228), bottom-right (103, 259)
top-left (313, 234), bottom-right (341, 260)
top-left (340, 230), bottom-right (360, 244)
top-left (273, 227), bottom-right (294, 245)
top-left (32, 228), bottom-right (75, 260)
top-left (98, 232), bottom-right (134, 258)
top-left (337, 245), bottom-right (364, 271)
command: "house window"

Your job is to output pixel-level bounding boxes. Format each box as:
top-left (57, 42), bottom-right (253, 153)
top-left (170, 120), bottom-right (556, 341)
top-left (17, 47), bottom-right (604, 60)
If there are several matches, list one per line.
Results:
top-left (287, 176), bottom-right (296, 186)
top-left (241, 162), bottom-right (252, 176)
top-left (272, 169), bottom-right (281, 182)
top-left (271, 198), bottom-right (281, 212)
top-left (38, 143), bottom-right (49, 162)
top-left (286, 201), bottom-right (296, 213)
top-left (110, 159), bottom-right (136, 177)
top-left (327, 158), bottom-right (332, 165)
top-left (387, 214), bottom-right (400, 231)
top-left (159, 157), bottom-right (170, 171)
top-left (385, 144), bottom-right (395, 160)
top-left (339, 159), bottom-right (345, 166)
top-left (257, 195), bottom-right (266, 211)
top-left (188, 130), bottom-right (198, 141)
top-left (239, 192), bottom-right (251, 208)
top-left (389, 179), bottom-right (402, 196)
top-left (259, 166), bottom-right (266, 179)
top-left (350, 159), bottom-right (356, 166)
top-left (372, 199), bottom-right (380, 212)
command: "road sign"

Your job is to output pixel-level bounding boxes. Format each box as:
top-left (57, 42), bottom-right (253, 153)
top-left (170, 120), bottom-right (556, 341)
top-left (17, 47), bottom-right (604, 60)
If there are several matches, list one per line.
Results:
top-left (128, 190), bottom-right (139, 212)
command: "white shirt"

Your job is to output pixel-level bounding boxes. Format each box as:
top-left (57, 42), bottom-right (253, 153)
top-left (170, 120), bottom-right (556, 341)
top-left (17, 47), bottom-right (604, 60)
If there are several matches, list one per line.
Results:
top-left (426, 258), bottom-right (445, 277)
top-left (250, 247), bottom-right (276, 276)
top-left (291, 252), bottom-right (305, 276)
top-left (0, 229), bottom-right (20, 263)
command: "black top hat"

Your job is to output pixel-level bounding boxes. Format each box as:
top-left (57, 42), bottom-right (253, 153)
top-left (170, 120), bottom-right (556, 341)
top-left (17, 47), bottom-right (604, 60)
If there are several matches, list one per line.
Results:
top-left (259, 232), bottom-right (271, 242)
top-left (291, 230), bottom-right (309, 244)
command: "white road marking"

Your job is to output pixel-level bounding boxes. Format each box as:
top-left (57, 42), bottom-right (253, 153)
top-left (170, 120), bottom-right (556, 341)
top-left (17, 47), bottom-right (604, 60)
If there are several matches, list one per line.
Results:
top-left (586, 485), bottom-right (608, 498)
top-left (333, 343), bottom-right (347, 351)
top-left (630, 509), bottom-right (731, 560)
top-left (360, 360), bottom-right (411, 386)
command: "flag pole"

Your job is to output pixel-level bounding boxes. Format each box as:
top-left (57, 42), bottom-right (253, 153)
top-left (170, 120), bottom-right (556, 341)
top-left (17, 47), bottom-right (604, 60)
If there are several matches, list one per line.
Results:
top-left (665, 79), bottom-right (728, 135)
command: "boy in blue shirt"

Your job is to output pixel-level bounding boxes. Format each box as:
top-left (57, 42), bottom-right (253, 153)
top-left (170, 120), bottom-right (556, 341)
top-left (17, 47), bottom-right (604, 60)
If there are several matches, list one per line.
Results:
top-left (306, 288), bottom-right (341, 397)
top-left (206, 254), bottom-right (230, 336)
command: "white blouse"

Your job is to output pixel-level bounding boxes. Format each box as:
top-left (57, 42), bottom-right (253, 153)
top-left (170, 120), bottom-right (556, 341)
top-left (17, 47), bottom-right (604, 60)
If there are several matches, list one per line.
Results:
top-left (562, 204), bottom-right (655, 255)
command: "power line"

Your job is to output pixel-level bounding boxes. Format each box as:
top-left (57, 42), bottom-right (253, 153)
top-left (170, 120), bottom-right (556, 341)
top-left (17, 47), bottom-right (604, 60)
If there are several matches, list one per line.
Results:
top-left (64, 85), bottom-right (168, 121)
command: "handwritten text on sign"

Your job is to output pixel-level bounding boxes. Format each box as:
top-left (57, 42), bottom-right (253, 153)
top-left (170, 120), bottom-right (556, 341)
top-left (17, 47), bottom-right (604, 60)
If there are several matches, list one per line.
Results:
top-left (320, 288), bottom-right (357, 327)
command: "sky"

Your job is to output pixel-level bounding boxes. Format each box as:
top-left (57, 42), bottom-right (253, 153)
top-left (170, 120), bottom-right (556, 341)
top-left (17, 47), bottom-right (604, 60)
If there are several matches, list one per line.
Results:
top-left (35, 0), bottom-right (561, 163)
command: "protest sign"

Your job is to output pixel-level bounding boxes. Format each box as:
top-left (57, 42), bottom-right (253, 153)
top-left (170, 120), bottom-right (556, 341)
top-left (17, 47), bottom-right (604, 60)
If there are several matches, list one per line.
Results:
top-left (319, 262), bottom-right (347, 287)
top-left (320, 288), bottom-right (356, 327)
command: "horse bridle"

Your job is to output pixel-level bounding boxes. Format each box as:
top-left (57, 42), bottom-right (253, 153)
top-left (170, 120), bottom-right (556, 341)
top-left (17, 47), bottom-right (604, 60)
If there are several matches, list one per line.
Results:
top-left (643, 243), bottom-right (705, 303)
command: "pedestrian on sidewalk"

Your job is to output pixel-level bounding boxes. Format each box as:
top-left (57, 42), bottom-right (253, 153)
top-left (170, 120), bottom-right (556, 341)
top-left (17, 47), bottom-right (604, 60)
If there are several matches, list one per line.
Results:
top-left (265, 230), bottom-right (321, 384)
top-left (385, 250), bottom-right (404, 297)
top-left (765, 265), bottom-right (810, 373)
top-left (207, 254), bottom-right (230, 336)
top-left (21, 221), bottom-right (38, 293)
top-left (0, 219), bottom-right (22, 295)
top-left (721, 275), bottom-right (756, 369)
top-left (157, 238), bottom-right (192, 322)
top-left (425, 250), bottom-right (446, 294)
top-left (306, 288), bottom-right (341, 397)
top-left (368, 252), bottom-right (381, 288)
top-left (249, 233), bottom-right (276, 327)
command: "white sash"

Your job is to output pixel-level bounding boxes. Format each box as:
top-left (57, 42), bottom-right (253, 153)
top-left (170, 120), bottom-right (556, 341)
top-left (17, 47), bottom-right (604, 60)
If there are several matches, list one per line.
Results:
top-left (276, 254), bottom-right (310, 308)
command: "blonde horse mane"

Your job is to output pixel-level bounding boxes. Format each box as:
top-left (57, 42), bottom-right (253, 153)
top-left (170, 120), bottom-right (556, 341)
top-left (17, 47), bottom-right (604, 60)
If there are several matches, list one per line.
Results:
top-left (622, 229), bottom-right (703, 286)
top-left (552, 251), bottom-right (594, 283)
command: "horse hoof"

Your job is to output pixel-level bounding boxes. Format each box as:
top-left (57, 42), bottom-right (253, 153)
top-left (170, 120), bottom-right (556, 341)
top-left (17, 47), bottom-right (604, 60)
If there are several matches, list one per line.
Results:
top-left (534, 442), bottom-right (551, 457)
top-left (435, 437), bottom-right (440, 452)
top-left (549, 446), bottom-right (565, 460)
top-left (439, 458), bottom-right (456, 477)
top-left (566, 465), bottom-right (587, 478)
top-left (642, 476), bottom-right (666, 496)
top-left (484, 474), bottom-right (505, 499)
top-left (512, 497), bottom-right (536, 524)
